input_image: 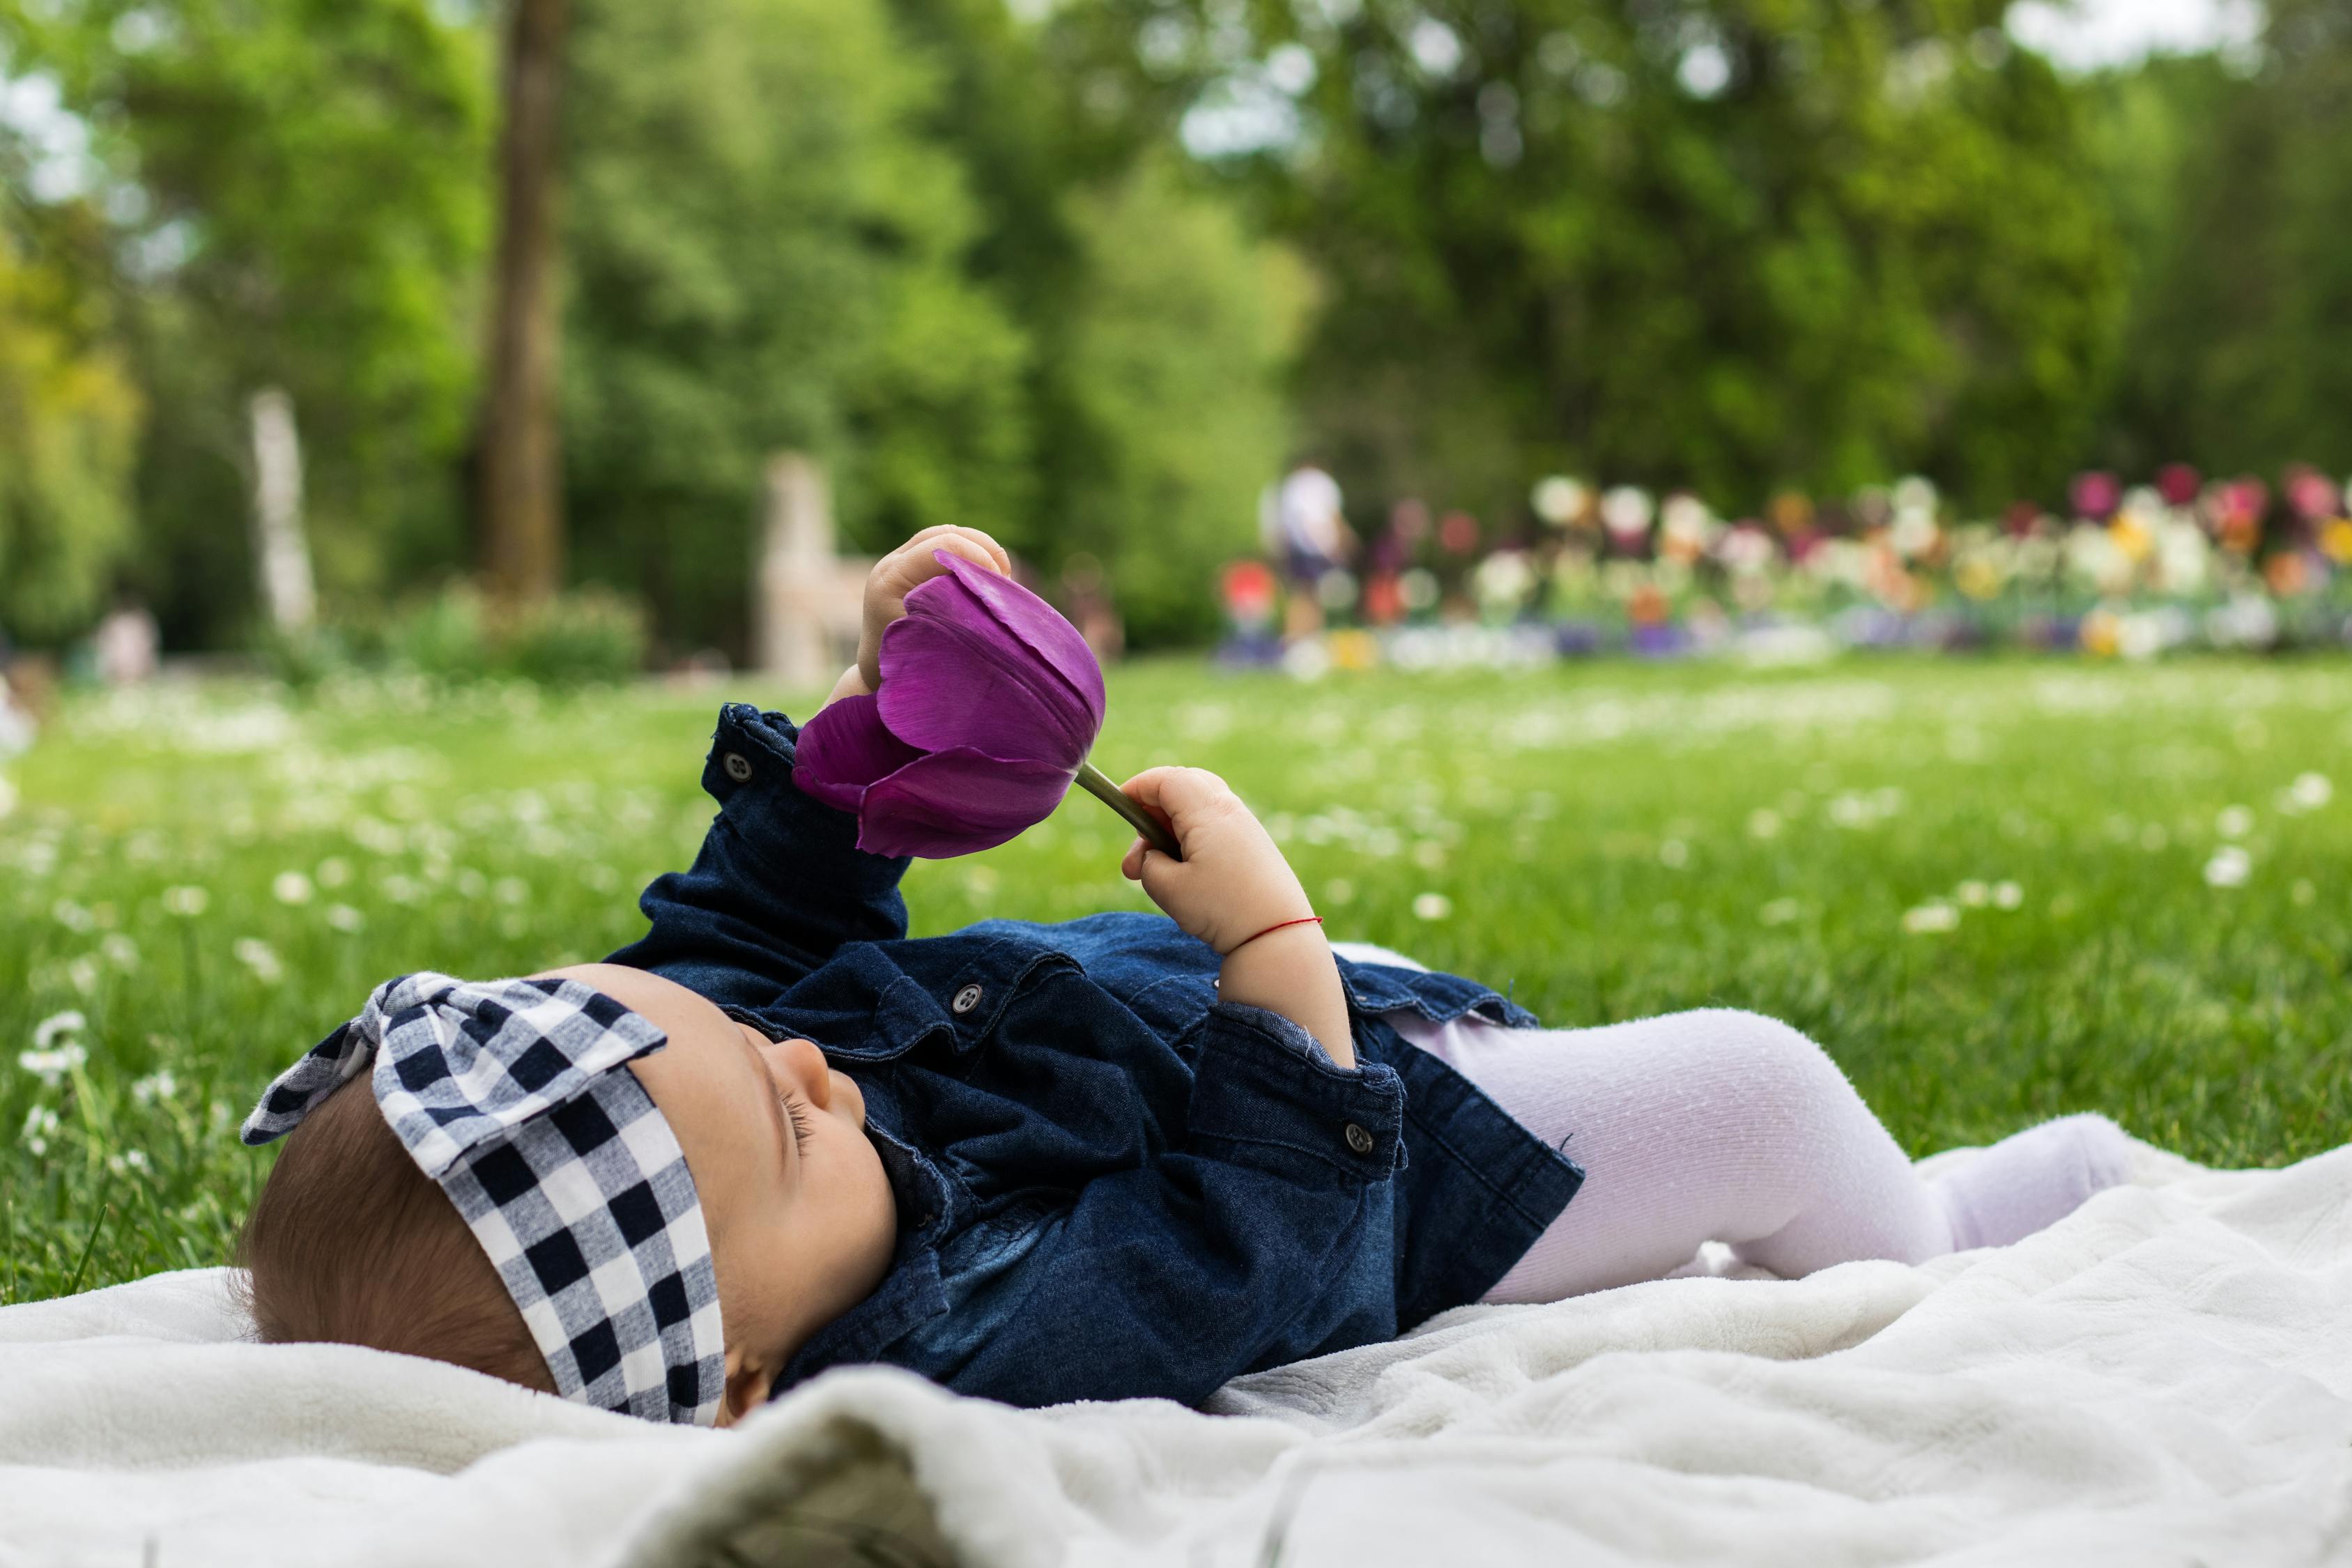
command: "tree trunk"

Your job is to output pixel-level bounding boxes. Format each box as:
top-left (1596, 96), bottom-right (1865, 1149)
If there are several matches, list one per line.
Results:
top-left (247, 387), bottom-right (316, 633)
top-left (479, 0), bottom-right (568, 604)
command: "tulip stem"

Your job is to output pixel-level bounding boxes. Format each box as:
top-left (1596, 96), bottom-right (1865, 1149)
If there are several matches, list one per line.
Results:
top-left (1075, 759), bottom-right (1182, 861)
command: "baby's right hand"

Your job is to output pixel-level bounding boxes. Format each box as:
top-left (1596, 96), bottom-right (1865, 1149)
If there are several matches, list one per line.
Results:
top-left (1117, 768), bottom-right (1314, 955)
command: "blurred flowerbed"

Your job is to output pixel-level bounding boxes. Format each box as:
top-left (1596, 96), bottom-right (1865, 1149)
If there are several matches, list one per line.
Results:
top-left (1228, 465), bottom-right (2352, 673)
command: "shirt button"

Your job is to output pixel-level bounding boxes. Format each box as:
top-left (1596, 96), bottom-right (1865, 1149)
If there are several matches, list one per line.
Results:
top-left (1344, 1122), bottom-right (1375, 1155)
top-left (721, 751), bottom-right (754, 783)
top-left (951, 983), bottom-right (984, 1016)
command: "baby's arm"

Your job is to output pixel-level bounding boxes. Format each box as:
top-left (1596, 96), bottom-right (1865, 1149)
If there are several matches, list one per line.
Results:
top-left (1119, 767), bottom-right (1354, 1068)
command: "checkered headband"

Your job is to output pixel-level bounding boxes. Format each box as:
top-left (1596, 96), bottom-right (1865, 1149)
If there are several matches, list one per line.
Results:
top-left (242, 972), bottom-right (725, 1426)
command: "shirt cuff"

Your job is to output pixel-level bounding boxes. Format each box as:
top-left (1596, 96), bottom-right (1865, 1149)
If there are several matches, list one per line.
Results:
top-left (1186, 1002), bottom-right (1405, 1184)
top-left (700, 704), bottom-right (910, 881)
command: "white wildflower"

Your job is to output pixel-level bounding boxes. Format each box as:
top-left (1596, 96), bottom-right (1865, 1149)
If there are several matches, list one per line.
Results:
top-left (1992, 880), bottom-right (2024, 910)
top-left (1323, 878), bottom-right (1355, 907)
top-left (66, 955), bottom-right (100, 996)
top-left (107, 1148), bottom-right (149, 1176)
top-left (101, 933), bottom-right (139, 970)
top-left (381, 874), bottom-right (424, 905)
top-left (1956, 880), bottom-right (1990, 907)
top-left (234, 937), bottom-right (285, 985)
top-left (316, 856), bottom-right (353, 888)
top-left (20, 1103), bottom-right (59, 1157)
top-left (1411, 892), bottom-right (1453, 921)
top-left (132, 1069), bottom-right (178, 1105)
top-left (1658, 838), bottom-right (1689, 869)
top-left (2203, 846), bottom-right (2252, 889)
top-left (1746, 808), bottom-right (1782, 840)
top-left (272, 871), bottom-right (314, 905)
top-left (1902, 902), bottom-right (1960, 935)
top-left (493, 875), bottom-right (530, 905)
top-left (325, 903), bottom-right (364, 933)
top-left (2215, 805), bottom-right (2254, 840)
top-left (52, 898), bottom-right (95, 932)
top-left (161, 885), bottom-right (210, 917)
top-left (2290, 773), bottom-right (2333, 810)
top-left (18, 1042), bottom-right (87, 1087)
top-left (1412, 841), bottom-right (1447, 871)
top-left (33, 1010), bottom-right (85, 1050)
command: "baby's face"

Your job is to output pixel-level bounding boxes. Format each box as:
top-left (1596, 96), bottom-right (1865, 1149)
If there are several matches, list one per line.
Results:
top-left (541, 964), bottom-right (898, 1423)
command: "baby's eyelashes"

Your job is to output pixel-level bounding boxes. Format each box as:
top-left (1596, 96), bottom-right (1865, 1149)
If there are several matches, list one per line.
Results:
top-left (781, 1091), bottom-right (814, 1156)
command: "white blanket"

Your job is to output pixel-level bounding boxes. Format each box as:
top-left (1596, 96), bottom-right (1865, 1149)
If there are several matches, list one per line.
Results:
top-left (4, 1138), bottom-right (2349, 1567)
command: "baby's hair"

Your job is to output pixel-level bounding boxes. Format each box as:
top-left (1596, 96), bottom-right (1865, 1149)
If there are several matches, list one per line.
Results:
top-left (235, 1079), bottom-right (553, 1395)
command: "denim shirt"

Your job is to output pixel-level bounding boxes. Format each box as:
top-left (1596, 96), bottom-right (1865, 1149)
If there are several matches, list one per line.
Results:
top-left (608, 705), bottom-right (1583, 1410)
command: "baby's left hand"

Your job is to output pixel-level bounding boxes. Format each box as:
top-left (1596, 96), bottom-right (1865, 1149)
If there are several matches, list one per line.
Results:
top-left (854, 527), bottom-right (1013, 694)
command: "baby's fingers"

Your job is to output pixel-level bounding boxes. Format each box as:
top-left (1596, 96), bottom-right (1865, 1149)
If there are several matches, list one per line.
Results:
top-left (900, 527), bottom-right (1013, 583)
top-left (1119, 766), bottom-right (1226, 830)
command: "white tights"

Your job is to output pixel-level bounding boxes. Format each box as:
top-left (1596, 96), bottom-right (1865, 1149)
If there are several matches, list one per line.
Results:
top-left (1343, 952), bottom-right (2135, 1304)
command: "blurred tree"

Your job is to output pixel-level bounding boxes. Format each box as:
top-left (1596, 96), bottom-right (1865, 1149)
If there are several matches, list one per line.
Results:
top-left (2086, 1), bottom-right (2352, 480)
top-left (1057, 157), bottom-right (1310, 645)
top-left (560, 0), bottom-right (1031, 658)
top-left (0, 158), bottom-right (140, 644)
top-left (889, 0), bottom-right (1309, 645)
top-left (1063, 0), bottom-right (2123, 521)
top-left (6, 0), bottom-right (489, 648)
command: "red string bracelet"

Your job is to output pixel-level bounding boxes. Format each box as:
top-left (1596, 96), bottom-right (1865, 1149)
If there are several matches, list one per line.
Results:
top-left (1224, 915), bottom-right (1323, 955)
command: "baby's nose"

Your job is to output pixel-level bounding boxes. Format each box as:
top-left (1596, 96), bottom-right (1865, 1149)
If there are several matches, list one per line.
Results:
top-left (776, 1036), bottom-right (833, 1108)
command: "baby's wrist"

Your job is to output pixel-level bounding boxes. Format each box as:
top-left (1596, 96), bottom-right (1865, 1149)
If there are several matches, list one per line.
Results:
top-left (1217, 912), bottom-right (1322, 958)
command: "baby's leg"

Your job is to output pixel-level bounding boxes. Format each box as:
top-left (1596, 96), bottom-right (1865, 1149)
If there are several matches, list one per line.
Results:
top-left (1396, 1008), bottom-right (2130, 1302)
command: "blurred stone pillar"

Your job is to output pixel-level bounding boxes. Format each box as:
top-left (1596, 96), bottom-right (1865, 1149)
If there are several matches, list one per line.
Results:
top-left (756, 453), bottom-right (836, 688)
top-left (248, 387), bottom-right (316, 633)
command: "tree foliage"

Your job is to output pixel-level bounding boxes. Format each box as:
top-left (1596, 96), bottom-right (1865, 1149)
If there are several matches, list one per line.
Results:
top-left (558, 0), bottom-right (1031, 654)
top-left (1057, 157), bottom-right (1309, 644)
top-left (2084, 0), bottom-right (2352, 481)
top-left (1061, 0), bottom-right (2124, 521)
top-left (4, 0), bottom-right (489, 646)
top-left (0, 171), bottom-right (139, 643)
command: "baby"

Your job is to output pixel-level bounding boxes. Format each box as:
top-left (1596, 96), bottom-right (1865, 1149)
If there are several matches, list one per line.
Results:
top-left (238, 527), bottom-right (2135, 1425)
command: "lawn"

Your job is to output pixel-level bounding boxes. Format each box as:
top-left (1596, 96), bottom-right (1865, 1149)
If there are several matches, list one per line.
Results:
top-left (3, 656), bottom-right (2346, 1305)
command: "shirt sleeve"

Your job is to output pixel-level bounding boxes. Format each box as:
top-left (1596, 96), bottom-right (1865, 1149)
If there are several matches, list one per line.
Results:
top-left (899, 1001), bottom-right (1409, 1408)
top-left (606, 703), bottom-right (912, 1008)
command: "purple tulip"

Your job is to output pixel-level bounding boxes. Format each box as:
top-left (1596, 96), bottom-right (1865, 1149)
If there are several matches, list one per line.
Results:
top-left (796, 551), bottom-right (1169, 861)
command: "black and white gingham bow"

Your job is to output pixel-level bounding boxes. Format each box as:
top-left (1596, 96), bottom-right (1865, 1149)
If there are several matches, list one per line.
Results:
top-left (243, 972), bottom-right (725, 1426)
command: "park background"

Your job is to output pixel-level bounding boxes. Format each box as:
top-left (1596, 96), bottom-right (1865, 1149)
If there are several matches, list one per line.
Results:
top-left (4, 0), bottom-right (2352, 661)
top-left (2, 0), bottom-right (2349, 1300)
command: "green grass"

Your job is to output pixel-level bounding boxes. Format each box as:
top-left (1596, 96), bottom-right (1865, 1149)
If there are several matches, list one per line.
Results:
top-left (3, 656), bottom-right (2349, 1303)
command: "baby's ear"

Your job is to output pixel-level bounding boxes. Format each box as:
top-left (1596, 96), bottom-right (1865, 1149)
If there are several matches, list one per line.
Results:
top-left (716, 1344), bottom-right (780, 1428)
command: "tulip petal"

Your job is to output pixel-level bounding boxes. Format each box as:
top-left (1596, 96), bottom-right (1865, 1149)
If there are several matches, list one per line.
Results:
top-left (932, 551), bottom-right (1108, 726)
top-left (794, 693), bottom-right (923, 814)
top-left (854, 746), bottom-right (1075, 859)
top-left (875, 553), bottom-right (1106, 767)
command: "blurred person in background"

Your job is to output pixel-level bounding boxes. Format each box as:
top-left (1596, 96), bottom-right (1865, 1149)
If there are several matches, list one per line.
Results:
top-left (1262, 456), bottom-right (1356, 640)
